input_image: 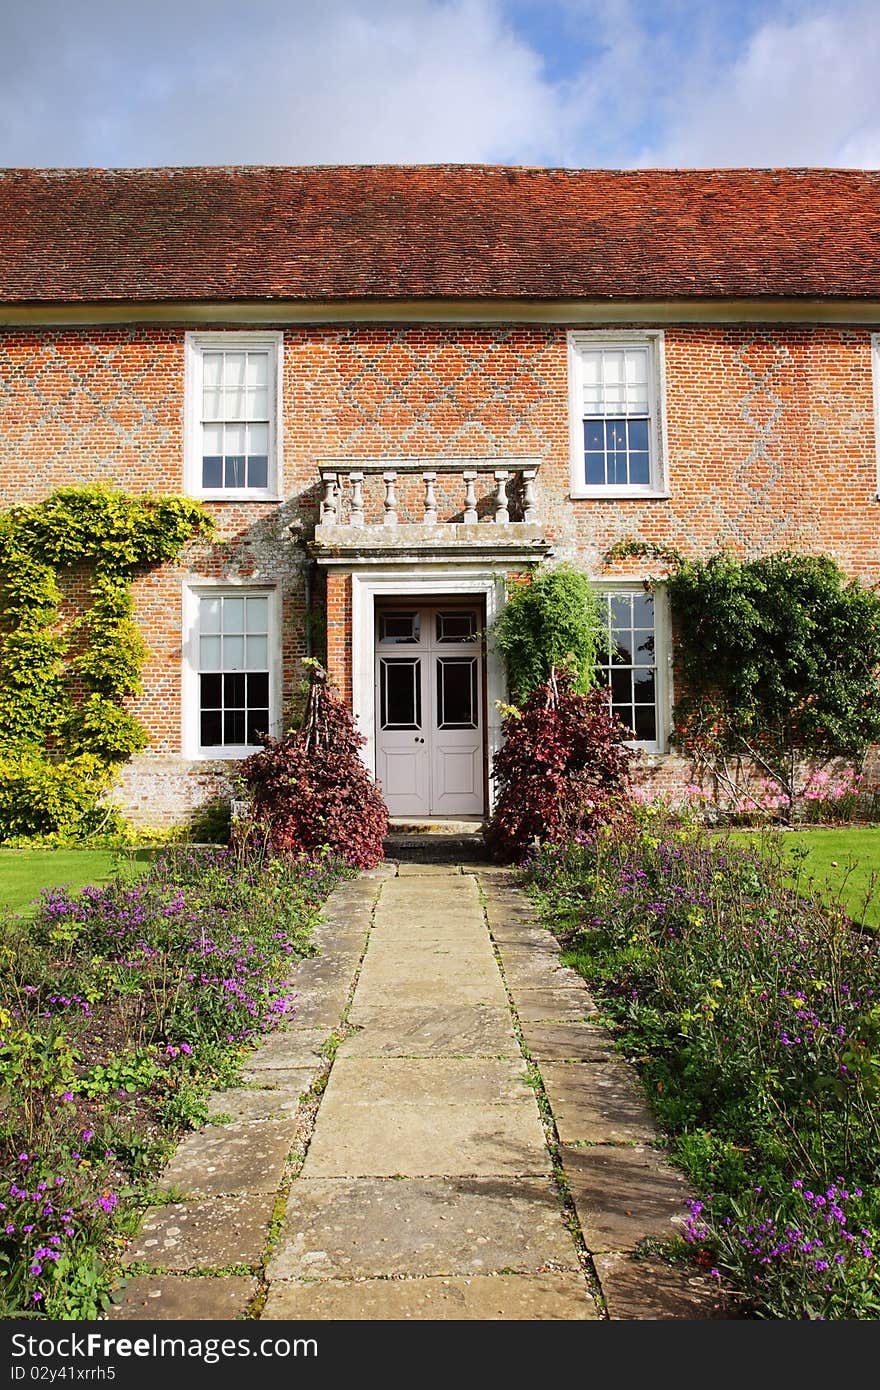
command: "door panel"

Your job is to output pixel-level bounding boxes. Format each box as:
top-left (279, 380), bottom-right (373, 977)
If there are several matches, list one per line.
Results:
top-left (375, 604), bottom-right (484, 817)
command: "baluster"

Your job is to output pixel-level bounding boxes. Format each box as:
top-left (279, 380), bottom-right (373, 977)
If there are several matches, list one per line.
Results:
top-left (462, 470), bottom-right (478, 524)
top-left (493, 469), bottom-right (510, 525)
top-left (382, 470), bottom-right (398, 526)
top-left (521, 468), bottom-right (538, 524)
top-left (423, 471), bottom-right (438, 525)
top-left (320, 471), bottom-right (338, 523)
top-left (349, 471), bottom-right (365, 528)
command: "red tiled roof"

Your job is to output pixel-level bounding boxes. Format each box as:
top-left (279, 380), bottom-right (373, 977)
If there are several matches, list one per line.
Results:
top-left (1, 164), bottom-right (879, 304)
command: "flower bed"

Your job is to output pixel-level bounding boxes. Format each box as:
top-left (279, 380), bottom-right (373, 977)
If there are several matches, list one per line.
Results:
top-left (0, 844), bottom-right (349, 1317)
top-left (525, 819), bottom-right (880, 1319)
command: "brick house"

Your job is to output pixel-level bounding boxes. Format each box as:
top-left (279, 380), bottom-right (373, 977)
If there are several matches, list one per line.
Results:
top-left (1, 164), bottom-right (879, 826)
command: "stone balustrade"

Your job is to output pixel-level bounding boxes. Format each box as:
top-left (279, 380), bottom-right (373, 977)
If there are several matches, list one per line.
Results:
top-left (317, 458), bottom-right (541, 528)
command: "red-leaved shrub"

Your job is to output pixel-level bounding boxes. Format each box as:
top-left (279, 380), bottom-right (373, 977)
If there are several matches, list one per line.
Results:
top-left (484, 667), bottom-right (635, 864)
top-left (240, 663), bottom-right (388, 868)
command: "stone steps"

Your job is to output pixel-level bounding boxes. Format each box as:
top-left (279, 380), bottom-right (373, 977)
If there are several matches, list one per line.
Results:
top-left (383, 818), bottom-right (487, 862)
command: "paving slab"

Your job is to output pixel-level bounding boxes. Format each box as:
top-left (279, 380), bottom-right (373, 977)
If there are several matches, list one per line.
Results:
top-left (262, 1272), bottom-right (598, 1320)
top-left (234, 1065), bottom-right (323, 1092)
top-left (159, 1118), bottom-right (293, 1196)
top-left (490, 924), bottom-right (561, 949)
top-left (303, 1099), bottom-right (550, 1177)
top-left (207, 1078), bottom-right (315, 1122)
top-left (562, 1144), bottom-right (693, 1252)
top-left (268, 1177), bottom-right (579, 1279)
top-left (499, 955), bottom-right (582, 989)
top-left (543, 1063), bottom-right (657, 1143)
top-left (396, 863), bottom-right (466, 876)
top-left (521, 1021), bottom-right (619, 1061)
top-left (348, 977), bottom-right (511, 1013)
top-left (290, 955), bottom-right (361, 988)
top-left (337, 1005), bottom-right (519, 1058)
top-left (511, 988), bottom-right (597, 1022)
top-left (288, 985), bottom-right (352, 1030)
top-left (356, 949), bottom-right (500, 989)
top-left (240, 1027), bottom-right (328, 1071)
top-left (314, 1057), bottom-right (534, 1105)
top-left (594, 1252), bottom-right (729, 1319)
top-left (108, 1275), bottom-right (257, 1321)
top-left (124, 1194), bottom-right (276, 1269)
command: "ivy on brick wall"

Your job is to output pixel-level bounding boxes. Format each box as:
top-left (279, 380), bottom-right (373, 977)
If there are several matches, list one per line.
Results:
top-left (607, 540), bottom-right (880, 820)
top-left (493, 563), bottom-right (606, 704)
top-left (0, 486), bottom-right (214, 841)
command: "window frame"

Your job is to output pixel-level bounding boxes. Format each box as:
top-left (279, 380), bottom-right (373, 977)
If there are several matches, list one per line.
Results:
top-left (181, 581), bottom-right (282, 760)
top-left (184, 330), bottom-right (284, 501)
top-left (568, 329), bottom-right (669, 499)
top-left (593, 580), bottom-right (672, 754)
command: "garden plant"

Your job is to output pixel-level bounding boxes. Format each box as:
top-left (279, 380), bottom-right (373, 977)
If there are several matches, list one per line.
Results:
top-left (0, 842), bottom-right (349, 1317)
top-left (525, 816), bottom-right (880, 1319)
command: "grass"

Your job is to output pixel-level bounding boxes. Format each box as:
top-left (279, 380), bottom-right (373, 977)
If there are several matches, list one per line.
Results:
top-left (0, 848), bottom-right (154, 916)
top-left (730, 825), bottom-right (880, 929)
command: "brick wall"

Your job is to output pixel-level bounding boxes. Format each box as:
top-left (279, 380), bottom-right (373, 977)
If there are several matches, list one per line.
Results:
top-left (2, 321), bottom-right (877, 824)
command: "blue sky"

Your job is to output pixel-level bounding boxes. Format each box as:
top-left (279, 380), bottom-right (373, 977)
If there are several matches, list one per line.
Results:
top-left (1, 0), bottom-right (878, 168)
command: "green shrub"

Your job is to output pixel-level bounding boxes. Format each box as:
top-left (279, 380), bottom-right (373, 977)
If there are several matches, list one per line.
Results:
top-left (492, 563), bottom-right (605, 703)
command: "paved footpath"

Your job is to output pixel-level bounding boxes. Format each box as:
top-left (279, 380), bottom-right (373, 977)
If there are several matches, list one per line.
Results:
top-left (111, 863), bottom-right (726, 1321)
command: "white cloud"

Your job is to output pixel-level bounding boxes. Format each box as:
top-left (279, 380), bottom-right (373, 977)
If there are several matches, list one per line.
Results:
top-left (0, 0), bottom-right (563, 166)
top-left (632, 5), bottom-right (880, 168)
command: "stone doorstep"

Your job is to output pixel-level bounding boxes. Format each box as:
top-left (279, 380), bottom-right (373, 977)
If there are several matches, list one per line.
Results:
top-left (124, 1193), bottom-right (276, 1271)
top-left (267, 1176), bottom-right (580, 1280)
top-left (261, 1272), bottom-right (599, 1321)
top-left (561, 1144), bottom-right (694, 1254)
top-left (593, 1252), bottom-right (730, 1320)
top-left (108, 1275), bottom-right (258, 1321)
top-left (158, 1118), bottom-right (294, 1197)
top-left (541, 1062), bottom-right (658, 1144)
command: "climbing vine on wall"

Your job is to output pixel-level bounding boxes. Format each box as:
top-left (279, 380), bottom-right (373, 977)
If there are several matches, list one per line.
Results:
top-left (606, 540), bottom-right (880, 820)
top-left (0, 486), bottom-right (214, 841)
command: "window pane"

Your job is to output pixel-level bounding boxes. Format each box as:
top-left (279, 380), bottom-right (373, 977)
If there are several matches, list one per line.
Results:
top-left (200, 673), bottom-right (222, 707)
top-left (202, 456), bottom-right (223, 489)
top-left (247, 672), bottom-right (269, 706)
top-left (224, 672), bottom-right (246, 707)
top-left (246, 709), bottom-right (270, 744)
top-left (379, 612), bottom-right (419, 643)
top-left (222, 597), bottom-right (245, 633)
top-left (585, 451), bottom-right (606, 486)
top-left (632, 593), bottom-right (654, 627)
top-left (629, 419), bottom-right (649, 451)
top-left (633, 671), bottom-right (656, 704)
top-left (610, 668), bottom-right (632, 703)
top-left (225, 352), bottom-right (247, 386)
top-left (223, 635), bottom-right (245, 671)
top-left (438, 658), bottom-right (477, 728)
top-left (248, 421), bottom-right (269, 455)
top-left (225, 455), bottom-right (246, 488)
top-left (634, 631), bottom-right (655, 664)
top-left (609, 596), bottom-right (631, 628)
top-left (245, 596), bottom-right (269, 633)
top-left (437, 612), bottom-right (478, 642)
top-left (247, 456), bottom-right (268, 489)
top-left (584, 420), bottom-right (604, 452)
top-left (200, 597), bottom-right (222, 633)
top-left (245, 635), bottom-right (268, 670)
top-left (246, 352), bottom-right (269, 387)
top-left (224, 709), bottom-right (246, 744)
top-left (203, 353), bottom-right (223, 389)
top-left (200, 709), bottom-right (223, 746)
top-left (202, 380), bottom-right (223, 421)
top-left (246, 386), bottom-right (269, 420)
top-left (199, 635), bottom-right (221, 672)
top-left (612, 705), bottom-right (635, 735)
top-left (629, 451), bottom-right (650, 485)
top-left (380, 659), bottom-right (421, 729)
top-left (634, 705), bottom-right (657, 740)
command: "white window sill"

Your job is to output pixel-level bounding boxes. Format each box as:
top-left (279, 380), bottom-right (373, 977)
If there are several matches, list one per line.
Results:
top-left (194, 491), bottom-right (283, 504)
top-left (191, 746), bottom-right (263, 761)
top-left (570, 488), bottom-right (670, 501)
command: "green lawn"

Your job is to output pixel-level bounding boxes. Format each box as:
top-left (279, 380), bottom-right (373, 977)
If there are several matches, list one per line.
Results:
top-left (0, 848), bottom-right (154, 916)
top-left (732, 825), bottom-right (880, 929)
